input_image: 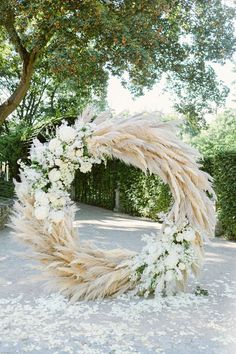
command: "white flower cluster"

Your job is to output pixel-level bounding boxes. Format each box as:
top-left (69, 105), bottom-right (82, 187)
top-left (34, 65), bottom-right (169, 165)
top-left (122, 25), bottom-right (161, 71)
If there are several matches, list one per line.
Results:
top-left (130, 222), bottom-right (198, 297)
top-left (19, 118), bottom-right (102, 224)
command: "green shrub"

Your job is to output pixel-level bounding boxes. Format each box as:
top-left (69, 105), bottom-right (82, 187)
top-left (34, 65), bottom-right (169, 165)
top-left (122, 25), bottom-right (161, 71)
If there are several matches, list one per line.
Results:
top-left (74, 160), bottom-right (172, 220)
top-left (118, 164), bottom-right (171, 220)
top-left (74, 151), bottom-right (236, 239)
top-left (0, 178), bottom-right (15, 199)
top-left (74, 160), bottom-right (117, 210)
top-left (212, 151), bottom-right (236, 240)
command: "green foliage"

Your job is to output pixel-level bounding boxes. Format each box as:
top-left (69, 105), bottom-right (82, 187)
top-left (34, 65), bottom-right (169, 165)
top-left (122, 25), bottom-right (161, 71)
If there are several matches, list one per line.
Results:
top-left (118, 165), bottom-right (172, 219)
top-left (75, 161), bottom-right (117, 210)
top-left (187, 110), bottom-right (236, 240)
top-left (0, 47), bottom-right (103, 125)
top-left (0, 129), bottom-right (28, 178)
top-left (212, 151), bottom-right (236, 240)
top-left (0, 0), bottom-right (235, 126)
top-left (0, 178), bottom-right (14, 198)
top-left (192, 110), bottom-right (236, 157)
top-left (74, 160), bottom-right (172, 220)
top-left (195, 286), bottom-right (209, 296)
top-left (0, 114), bottom-right (78, 179)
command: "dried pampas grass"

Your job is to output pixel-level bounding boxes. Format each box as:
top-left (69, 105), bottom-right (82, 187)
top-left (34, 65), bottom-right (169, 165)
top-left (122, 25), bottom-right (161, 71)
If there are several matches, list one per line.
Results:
top-left (11, 111), bottom-right (216, 300)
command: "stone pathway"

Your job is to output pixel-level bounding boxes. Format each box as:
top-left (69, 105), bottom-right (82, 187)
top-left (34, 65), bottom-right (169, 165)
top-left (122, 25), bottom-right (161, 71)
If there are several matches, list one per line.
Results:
top-left (0, 203), bottom-right (236, 354)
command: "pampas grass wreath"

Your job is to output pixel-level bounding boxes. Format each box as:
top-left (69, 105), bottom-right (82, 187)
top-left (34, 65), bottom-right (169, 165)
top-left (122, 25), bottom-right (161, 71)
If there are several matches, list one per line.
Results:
top-left (11, 110), bottom-right (216, 301)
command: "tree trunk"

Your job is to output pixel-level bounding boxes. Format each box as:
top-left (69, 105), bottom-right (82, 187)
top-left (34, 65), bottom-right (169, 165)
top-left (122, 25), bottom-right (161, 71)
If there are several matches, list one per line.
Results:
top-left (0, 50), bottom-right (38, 126)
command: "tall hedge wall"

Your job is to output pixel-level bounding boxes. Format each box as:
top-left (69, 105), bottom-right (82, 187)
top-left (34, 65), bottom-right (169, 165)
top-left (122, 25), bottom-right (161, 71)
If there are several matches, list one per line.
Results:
top-left (212, 151), bottom-right (236, 240)
top-left (0, 178), bottom-right (14, 199)
top-left (74, 160), bottom-right (172, 220)
top-left (74, 153), bottom-right (236, 239)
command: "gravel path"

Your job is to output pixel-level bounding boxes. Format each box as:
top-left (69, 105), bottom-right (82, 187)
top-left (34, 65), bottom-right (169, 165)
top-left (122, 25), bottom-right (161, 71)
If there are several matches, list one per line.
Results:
top-left (0, 203), bottom-right (236, 354)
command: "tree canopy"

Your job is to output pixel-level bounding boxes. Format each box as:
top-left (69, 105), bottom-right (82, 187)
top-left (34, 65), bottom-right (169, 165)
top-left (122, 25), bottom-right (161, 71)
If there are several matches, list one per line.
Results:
top-left (191, 109), bottom-right (236, 157)
top-left (0, 0), bottom-right (235, 126)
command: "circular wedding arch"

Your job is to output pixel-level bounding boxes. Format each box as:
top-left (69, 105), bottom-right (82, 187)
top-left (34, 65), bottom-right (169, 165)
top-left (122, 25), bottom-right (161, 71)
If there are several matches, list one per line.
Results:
top-left (12, 110), bottom-right (215, 300)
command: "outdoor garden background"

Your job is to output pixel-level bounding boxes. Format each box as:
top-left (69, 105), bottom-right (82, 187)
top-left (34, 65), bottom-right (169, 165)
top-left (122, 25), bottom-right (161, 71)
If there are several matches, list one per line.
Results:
top-left (0, 1), bottom-right (236, 353)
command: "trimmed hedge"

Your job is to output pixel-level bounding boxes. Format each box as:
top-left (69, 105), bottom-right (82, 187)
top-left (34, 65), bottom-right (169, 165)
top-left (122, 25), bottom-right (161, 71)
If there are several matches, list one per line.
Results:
top-left (118, 164), bottom-right (171, 220)
top-left (74, 160), bottom-right (172, 220)
top-left (75, 153), bottom-right (236, 240)
top-left (212, 151), bottom-right (236, 240)
top-left (0, 178), bottom-right (15, 199)
top-left (74, 160), bottom-right (117, 210)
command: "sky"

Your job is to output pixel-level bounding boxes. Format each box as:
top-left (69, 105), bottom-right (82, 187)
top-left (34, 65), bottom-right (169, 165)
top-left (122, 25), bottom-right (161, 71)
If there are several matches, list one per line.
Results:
top-left (107, 60), bottom-right (236, 115)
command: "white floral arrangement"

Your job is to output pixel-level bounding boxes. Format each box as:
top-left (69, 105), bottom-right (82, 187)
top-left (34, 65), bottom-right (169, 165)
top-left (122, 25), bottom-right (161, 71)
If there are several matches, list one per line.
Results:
top-left (19, 119), bottom-right (102, 225)
top-left (12, 110), bottom-right (215, 301)
top-left (130, 220), bottom-right (200, 297)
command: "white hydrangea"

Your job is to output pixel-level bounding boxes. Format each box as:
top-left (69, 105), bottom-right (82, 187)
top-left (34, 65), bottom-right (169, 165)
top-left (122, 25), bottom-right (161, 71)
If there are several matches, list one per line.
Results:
top-left (55, 159), bottom-right (63, 167)
top-left (48, 169), bottom-right (61, 182)
top-left (130, 223), bottom-right (198, 297)
top-left (20, 117), bottom-right (106, 229)
top-left (48, 193), bottom-right (66, 208)
top-left (58, 125), bottom-right (77, 143)
top-left (75, 149), bottom-right (83, 158)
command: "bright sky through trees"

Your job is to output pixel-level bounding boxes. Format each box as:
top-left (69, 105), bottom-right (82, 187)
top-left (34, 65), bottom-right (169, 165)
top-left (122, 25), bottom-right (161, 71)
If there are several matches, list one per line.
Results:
top-left (107, 59), bottom-right (236, 114)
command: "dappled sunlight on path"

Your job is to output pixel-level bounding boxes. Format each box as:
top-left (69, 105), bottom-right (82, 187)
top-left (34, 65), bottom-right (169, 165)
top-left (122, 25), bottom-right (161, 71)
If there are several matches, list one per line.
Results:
top-left (0, 203), bottom-right (236, 354)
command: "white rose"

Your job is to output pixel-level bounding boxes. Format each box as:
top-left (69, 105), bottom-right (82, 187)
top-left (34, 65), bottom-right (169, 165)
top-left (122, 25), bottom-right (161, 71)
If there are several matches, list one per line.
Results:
top-left (34, 190), bottom-right (49, 206)
top-left (176, 234), bottom-right (184, 242)
top-left (48, 169), bottom-right (61, 182)
top-left (80, 161), bottom-right (92, 173)
top-left (58, 126), bottom-right (77, 143)
top-left (55, 159), bottom-right (63, 166)
top-left (48, 193), bottom-right (58, 204)
top-left (51, 181), bottom-right (63, 190)
top-left (49, 210), bottom-right (64, 223)
top-left (76, 149), bottom-right (83, 157)
top-left (48, 194), bottom-right (66, 208)
top-left (48, 138), bottom-right (63, 156)
top-left (35, 206), bottom-right (50, 220)
top-left (183, 228), bottom-right (195, 242)
top-left (64, 174), bottom-right (74, 185)
top-left (178, 262), bottom-right (186, 270)
top-left (165, 252), bottom-right (179, 268)
top-left (164, 226), bottom-right (173, 236)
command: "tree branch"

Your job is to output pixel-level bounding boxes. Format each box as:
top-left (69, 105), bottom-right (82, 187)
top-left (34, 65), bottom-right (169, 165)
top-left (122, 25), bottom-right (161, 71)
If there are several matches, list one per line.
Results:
top-left (0, 49), bottom-right (39, 126)
top-left (0, 3), bottom-right (40, 125)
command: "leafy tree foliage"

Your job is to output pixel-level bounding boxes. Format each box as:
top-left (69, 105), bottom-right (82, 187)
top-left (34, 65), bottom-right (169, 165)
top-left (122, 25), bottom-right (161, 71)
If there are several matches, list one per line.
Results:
top-left (191, 110), bottom-right (236, 157)
top-left (185, 110), bottom-right (236, 239)
top-left (0, 0), bottom-right (235, 126)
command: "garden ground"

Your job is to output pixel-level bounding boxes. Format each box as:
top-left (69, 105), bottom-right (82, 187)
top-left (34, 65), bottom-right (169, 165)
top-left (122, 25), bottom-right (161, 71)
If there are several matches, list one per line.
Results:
top-left (0, 203), bottom-right (236, 354)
